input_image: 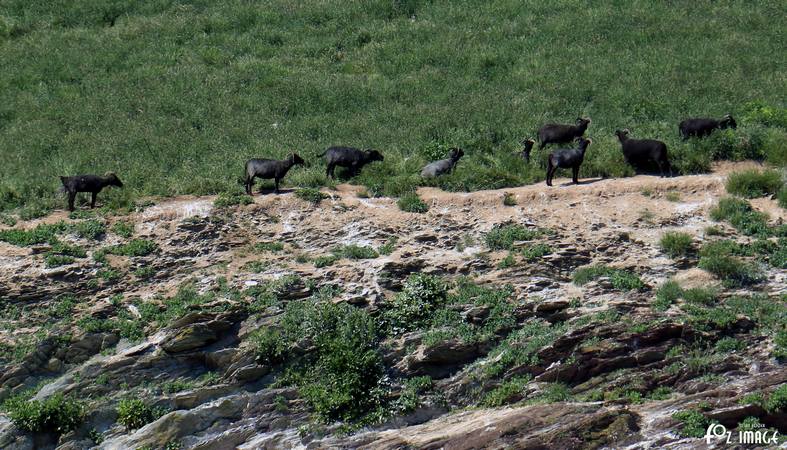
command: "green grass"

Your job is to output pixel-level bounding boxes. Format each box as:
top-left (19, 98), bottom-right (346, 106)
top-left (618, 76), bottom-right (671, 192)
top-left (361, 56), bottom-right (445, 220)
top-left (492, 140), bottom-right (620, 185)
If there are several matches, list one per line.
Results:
top-left (116, 398), bottom-right (158, 430)
top-left (654, 280), bottom-right (682, 311)
top-left (214, 191), bottom-right (253, 208)
top-left (572, 265), bottom-right (645, 291)
top-left (698, 253), bottom-right (763, 287)
top-left (659, 232), bottom-right (694, 258)
top-left (396, 192), bottom-right (428, 213)
top-left (709, 197), bottom-right (772, 237)
top-left (105, 239), bottom-right (159, 257)
top-left (333, 244), bottom-right (379, 259)
top-left (672, 410), bottom-right (711, 437)
top-left (294, 188), bottom-right (329, 204)
top-left (725, 169), bottom-right (784, 198)
top-left (0, 1), bottom-right (785, 212)
top-left (485, 224), bottom-right (542, 250)
top-left (110, 221), bottom-right (134, 238)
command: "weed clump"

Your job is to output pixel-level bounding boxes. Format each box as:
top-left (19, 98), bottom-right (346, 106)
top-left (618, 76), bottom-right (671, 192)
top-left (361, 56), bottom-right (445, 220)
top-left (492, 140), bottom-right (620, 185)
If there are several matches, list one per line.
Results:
top-left (4, 393), bottom-right (84, 434)
top-left (659, 232), bottom-right (694, 258)
top-left (214, 191), bottom-right (253, 208)
top-left (572, 265), bottom-right (645, 291)
top-left (725, 169), bottom-right (783, 198)
top-left (295, 188), bottom-right (329, 204)
top-left (485, 224), bottom-right (542, 250)
top-left (397, 192), bottom-right (428, 213)
top-left (116, 398), bottom-right (158, 430)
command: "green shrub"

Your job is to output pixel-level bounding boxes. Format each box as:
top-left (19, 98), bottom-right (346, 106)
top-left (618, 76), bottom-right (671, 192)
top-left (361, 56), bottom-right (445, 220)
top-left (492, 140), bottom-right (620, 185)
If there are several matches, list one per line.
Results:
top-left (497, 253), bottom-right (516, 269)
top-left (4, 394), bottom-right (84, 434)
top-left (764, 384), bottom-right (787, 413)
top-left (333, 244), bottom-right (379, 259)
top-left (252, 328), bottom-right (288, 364)
top-left (672, 410), bottom-right (711, 438)
top-left (485, 224), bottom-right (542, 250)
top-left (725, 169), bottom-right (783, 198)
top-left (110, 221), bottom-right (134, 238)
top-left (295, 188), bottom-right (329, 204)
top-left (383, 274), bottom-right (447, 335)
top-left (45, 254), bottom-right (75, 267)
top-left (659, 232), bottom-right (694, 258)
top-left (743, 101), bottom-right (787, 128)
top-left (50, 242), bottom-right (87, 258)
top-left (0, 221), bottom-right (67, 246)
top-left (71, 219), bottom-right (105, 240)
top-left (521, 243), bottom-right (552, 260)
top-left (254, 242), bottom-right (284, 253)
top-left (572, 265), bottom-right (645, 291)
top-left (503, 193), bottom-right (517, 206)
top-left (313, 254), bottom-right (339, 268)
top-left (107, 239), bottom-right (158, 257)
top-left (397, 192), bottom-right (428, 213)
top-left (714, 337), bottom-right (744, 353)
top-left (214, 191), bottom-right (252, 208)
top-left (682, 287), bottom-right (718, 305)
top-left (482, 375), bottom-right (532, 407)
top-left (378, 237), bottom-right (397, 255)
top-left (116, 398), bottom-right (157, 430)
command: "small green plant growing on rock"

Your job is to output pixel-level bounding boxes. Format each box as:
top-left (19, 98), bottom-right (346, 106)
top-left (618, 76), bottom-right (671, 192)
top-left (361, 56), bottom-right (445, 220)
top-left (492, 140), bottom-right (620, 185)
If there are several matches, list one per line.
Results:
top-left (4, 393), bottom-right (84, 434)
top-left (482, 375), bottom-right (532, 407)
top-left (333, 244), bottom-right (378, 259)
top-left (710, 197), bottom-right (770, 237)
top-left (295, 188), bottom-right (329, 204)
top-left (654, 280), bottom-right (682, 310)
top-left (672, 410), bottom-right (711, 438)
top-left (698, 253), bottom-right (763, 287)
top-left (71, 219), bottom-right (106, 240)
top-left (485, 224), bottom-right (542, 250)
top-left (313, 254), bottom-right (339, 268)
top-left (110, 221), bottom-right (134, 238)
top-left (116, 398), bottom-right (157, 430)
top-left (254, 242), bottom-right (284, 253)
top-left (397, 192), bottom-right (428, 213)
top-left (106, 239), bottom-right (158, 257)
top-left (665, 191), bottom-right (681, 202)
top-left (659, 232), bottom-right (694, 258)
top-left (503, 192), bottom-right (517, 206)
top-left (572, 265), bottom-right (645, 291)
top-left (383, 273), bottom-right (447, 335)
top-left (214, 191), bottom-right (252, 208)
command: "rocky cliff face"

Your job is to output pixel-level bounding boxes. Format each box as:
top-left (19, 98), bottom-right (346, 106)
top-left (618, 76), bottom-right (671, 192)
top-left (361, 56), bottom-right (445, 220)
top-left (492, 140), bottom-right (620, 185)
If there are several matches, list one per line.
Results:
top-left (0, 162), bottom-right (784, 449)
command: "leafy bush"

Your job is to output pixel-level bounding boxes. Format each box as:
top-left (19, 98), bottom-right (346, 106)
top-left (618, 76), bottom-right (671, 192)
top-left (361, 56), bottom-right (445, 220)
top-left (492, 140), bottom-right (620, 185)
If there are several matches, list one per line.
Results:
top-left (71, 219), bottom-right (106, 240)
top-left (110, 221), bottom-right (134, 238)
top-left (295, 188), bottom-right (329, 204)
top-left (482, 375), bottom-right (532, 407)
top-left (659, 232), bottom-right (694, 258)
top-left (252, 328), bottom-right (288, 364)
top-left (383, 274), bottom-right (447, 335)
top-left (4, 393), bottom-right (84, 434)
top-left (313, 254), bottom-right (339, 268)
top-left (572, 265), bottom-right (645, 291)
top-left (0, 221), bottom-right (67, 246)
top-left (485, 224), bottom-right (542, 250)
top-left (106, 239), bottom-right (158, 257)
top-left (116, 398), bottom-right (157, 430)
top-left (672, 410), bottom-right (711, 438)
top-left (214, 191), bottom-right (252, 208)
top-left (765, 384), bottom-right (787, 413)
top-left (521, 243), bottom-right (552, 260)
top-left (397, 192), bottom-right (428, 213)
top-left (333, 244), bottom-right (378, 260)
top-left (45, 254), bottom-right (75, 267)
top-left (254, 242), bottom-right (284, 253)
top-left (725, 169), bottom-right (783, 198)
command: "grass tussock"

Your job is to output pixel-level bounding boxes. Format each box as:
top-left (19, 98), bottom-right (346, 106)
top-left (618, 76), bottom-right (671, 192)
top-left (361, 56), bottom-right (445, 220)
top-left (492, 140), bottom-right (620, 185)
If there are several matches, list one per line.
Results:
top-left (725, 169), bottom-right (783, 199)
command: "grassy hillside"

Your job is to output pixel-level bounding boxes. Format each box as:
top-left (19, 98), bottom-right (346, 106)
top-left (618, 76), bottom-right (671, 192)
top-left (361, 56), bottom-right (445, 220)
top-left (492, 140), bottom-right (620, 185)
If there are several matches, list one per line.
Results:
top-left (0, 0), bottom-right (785, 214)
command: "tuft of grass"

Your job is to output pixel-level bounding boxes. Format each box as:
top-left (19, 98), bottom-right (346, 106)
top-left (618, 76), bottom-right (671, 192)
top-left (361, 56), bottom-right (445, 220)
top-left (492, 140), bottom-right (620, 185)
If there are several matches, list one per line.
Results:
top-left (378, 237), bottom-right (398, 255)
top-left (71, 219), bottom-right (106, 240)
top-left (254, 242), bottom-right (284, 253)
top-left (654, 280), bottom-right (682, 311)
top-left (665, 191), bottom-right (681, 202)
top-left (502, 193), bottom-right (517, 206)
top-left (397, 192), bottom-right (429, 213)
top-left (726, 169), bottom-right (783, 198)
top-left (482, 375), bottom-right (533, 407)
top-left (659, 232), bottom-right (694, 258)
top-left (313, 255), bottom-right (339, 268)
top-left (698, 253), bottom-right (763, 287)
top-left (0, 221), bottom-right (67, 246)
top-left (295, 188), bottom-right (329, 204)
top-left (520, 243), bottom-right (553, 261)
top-left (497, 253), bottom-right (516, 269)
top-left (572, 265), bottom-right (645, 291)
top-left (45, 254), bottom-right (75, 268)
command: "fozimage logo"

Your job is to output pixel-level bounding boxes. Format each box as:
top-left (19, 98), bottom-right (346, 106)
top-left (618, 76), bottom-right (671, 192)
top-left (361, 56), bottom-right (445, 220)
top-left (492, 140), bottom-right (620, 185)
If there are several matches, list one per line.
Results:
top-left (705, 423), bottom-right (780, 446)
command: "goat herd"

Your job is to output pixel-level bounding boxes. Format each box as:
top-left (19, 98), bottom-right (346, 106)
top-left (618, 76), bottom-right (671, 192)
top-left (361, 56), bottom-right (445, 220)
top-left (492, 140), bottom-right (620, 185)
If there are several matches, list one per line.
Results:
top-left (58, 114), bottom-right (737, 211)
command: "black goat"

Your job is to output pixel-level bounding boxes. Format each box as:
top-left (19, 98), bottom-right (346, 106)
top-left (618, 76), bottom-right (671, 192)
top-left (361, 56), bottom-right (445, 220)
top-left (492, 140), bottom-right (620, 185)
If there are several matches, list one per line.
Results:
top-left (421, 148), bottom-right (464, 178)
top-left (615, 129), bottom-right (672, 177)
top-left (244, 153), bottom-right (305, 195)
top-left (537, 117), bottom-right (591, 150)
top-left (520, 139), bottom-right (535, 162)
top-left (679, 114), bottom-right (736, 140)
top-left (546, 137), bottom-right (592, 186)
top-left (320, 146), bottom-right (384, 179)
top-left (59, 173), bottom-right (123, 211)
